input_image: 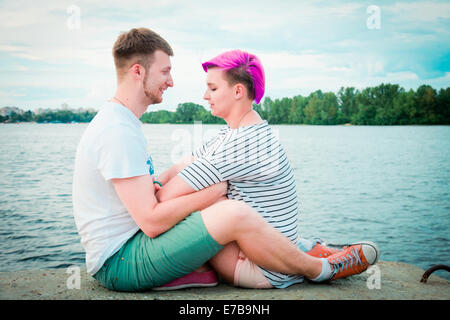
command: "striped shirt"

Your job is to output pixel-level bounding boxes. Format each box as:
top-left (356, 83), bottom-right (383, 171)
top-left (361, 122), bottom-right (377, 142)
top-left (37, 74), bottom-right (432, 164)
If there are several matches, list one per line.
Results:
top-left (178, 121), bottom-right (304, 288)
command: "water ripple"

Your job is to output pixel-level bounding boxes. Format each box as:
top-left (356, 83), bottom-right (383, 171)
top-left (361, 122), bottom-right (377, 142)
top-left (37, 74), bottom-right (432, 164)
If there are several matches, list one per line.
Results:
top-left (0, 124), bottom-right (449, 281)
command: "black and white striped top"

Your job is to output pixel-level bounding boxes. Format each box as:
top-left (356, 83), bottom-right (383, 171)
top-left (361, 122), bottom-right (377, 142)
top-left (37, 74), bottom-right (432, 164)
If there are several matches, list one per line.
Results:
top-left (178, 121), bottom-right (304, 288)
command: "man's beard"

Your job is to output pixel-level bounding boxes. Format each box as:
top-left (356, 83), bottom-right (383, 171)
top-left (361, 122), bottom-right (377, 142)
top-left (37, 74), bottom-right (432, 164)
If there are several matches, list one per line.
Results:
top-left (143, 75), bottom-right (162, 105)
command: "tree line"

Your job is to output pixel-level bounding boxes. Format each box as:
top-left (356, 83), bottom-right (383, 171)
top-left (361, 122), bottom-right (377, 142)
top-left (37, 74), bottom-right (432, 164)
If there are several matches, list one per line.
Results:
top-left (144, 83), bottom-right (449, 125)
top-left (0, 109), bottom-right (97, 123)
top-left (2, 84), bottom-right (449, 125)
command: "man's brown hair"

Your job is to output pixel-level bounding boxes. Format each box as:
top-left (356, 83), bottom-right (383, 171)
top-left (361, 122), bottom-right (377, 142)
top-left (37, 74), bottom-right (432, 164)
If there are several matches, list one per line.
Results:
top-left (113, 28), bottom-right (173, 80)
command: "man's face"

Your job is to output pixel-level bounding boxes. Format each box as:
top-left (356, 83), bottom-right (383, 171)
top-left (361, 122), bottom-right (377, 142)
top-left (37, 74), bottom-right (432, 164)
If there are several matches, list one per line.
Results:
top-left (143, 50), bottom-right (173, 104)
top-left (203, 67), bottom-right (235, 119)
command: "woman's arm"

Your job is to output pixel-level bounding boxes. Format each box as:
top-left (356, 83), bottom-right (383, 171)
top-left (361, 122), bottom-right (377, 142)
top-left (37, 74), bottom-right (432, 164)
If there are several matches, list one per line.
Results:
top-left (155, 175), bottom-right (197, 203)
top-left (155, 154), bottom-right (198, 202)
top-left (112, 174), bottom-right (226, 238)
top-left (156, 155), bottom-right (194, 186)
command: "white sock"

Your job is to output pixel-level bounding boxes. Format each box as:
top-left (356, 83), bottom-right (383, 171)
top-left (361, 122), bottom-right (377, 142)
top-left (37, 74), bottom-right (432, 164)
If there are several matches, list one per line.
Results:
top-left (310, 258), bottom-right (332, 282)
top-left (297, 238), bottom-right (314, 252)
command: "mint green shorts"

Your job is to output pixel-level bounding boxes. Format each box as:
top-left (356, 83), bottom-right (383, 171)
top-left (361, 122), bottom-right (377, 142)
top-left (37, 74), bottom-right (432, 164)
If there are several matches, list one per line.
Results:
top-left (93, 211), bottom-right (223, 292)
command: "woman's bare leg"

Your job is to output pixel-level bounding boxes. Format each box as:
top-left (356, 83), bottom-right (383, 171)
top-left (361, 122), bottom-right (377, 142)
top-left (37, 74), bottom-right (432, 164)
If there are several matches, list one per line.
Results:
top-left (200, 199), bottom-right (322, 279)
top-left (209, 241), bottom-right (240, 283)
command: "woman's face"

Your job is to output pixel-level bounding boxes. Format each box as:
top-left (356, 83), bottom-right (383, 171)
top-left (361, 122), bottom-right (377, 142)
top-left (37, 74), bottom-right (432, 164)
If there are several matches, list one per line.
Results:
top-left (203, 67), bottom-right (236, 120)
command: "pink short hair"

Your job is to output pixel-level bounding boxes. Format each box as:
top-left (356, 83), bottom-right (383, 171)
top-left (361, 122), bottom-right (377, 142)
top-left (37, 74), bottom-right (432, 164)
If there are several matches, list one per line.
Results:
top-left (202, 50), bottom-right (265, 104)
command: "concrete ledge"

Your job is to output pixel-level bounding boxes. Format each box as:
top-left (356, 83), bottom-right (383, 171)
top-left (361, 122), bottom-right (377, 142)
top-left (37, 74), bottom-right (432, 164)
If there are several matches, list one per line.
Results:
top-left (1, 261), bottom-right (448, 300)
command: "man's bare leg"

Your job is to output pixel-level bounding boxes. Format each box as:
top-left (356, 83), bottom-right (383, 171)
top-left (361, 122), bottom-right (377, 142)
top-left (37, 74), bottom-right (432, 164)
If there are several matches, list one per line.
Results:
top-left (201, 199), bottom-right (322, 279)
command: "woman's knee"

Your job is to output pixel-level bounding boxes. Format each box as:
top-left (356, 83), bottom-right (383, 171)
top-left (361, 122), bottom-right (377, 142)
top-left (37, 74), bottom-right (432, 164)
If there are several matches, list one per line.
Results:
top-left (207, 199), bottom-right (253, 221)
top-left (227, 200), bottom-right (258, 222)
top-left (200, 200), bottom-right (257, 244)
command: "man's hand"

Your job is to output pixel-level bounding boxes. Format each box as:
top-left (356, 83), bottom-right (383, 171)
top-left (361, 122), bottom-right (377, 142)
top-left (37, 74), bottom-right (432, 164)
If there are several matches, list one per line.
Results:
top-left (153, 183), bottom-right (162, 193)
top-left (152, 177), bottom-right (162, 193)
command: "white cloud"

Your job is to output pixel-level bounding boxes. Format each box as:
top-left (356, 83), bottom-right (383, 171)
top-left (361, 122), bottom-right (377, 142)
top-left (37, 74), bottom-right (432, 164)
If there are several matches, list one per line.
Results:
top-left (385, 71), bottom-right (420, 81)
top-left (280, 70), bottom-right (421, 94)
top-left (0, 0), bottom-right (448, 110)
top-left (423, 72), bottom-right (450, 88)
top-left (258, 52), bottom-right (329, 70)
top-left (392, 32), bottom-right (439, 44)
top-left (0, 3), bottom-right (53, 28)
top-left (385, 1), bottom-right (450, 22)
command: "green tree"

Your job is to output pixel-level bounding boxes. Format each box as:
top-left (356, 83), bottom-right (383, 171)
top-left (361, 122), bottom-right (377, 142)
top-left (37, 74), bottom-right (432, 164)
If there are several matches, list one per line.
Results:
top-left (288, 95), bottom-right (307, 124)
top-left (2, 84), bottom-right (449, 125)
top-left (416, 85), bottom-right (438, 124)
top-left (352, 104), bottom-right (377, 125)
top-left (262, 97), bottom-right (273, 117)
top-left (304, 96), bottom-right (322, 124)
top-left (175, 102), bottom-right (205, 123)
top-left (337, 86), bottom-right (358, 123)
top-left (303, 90), bottom-right (339, 125)
top-left (392, 89), bottom-right (415, 124)
top-left (141, 110), bottom-right (175, 123)
top-left (267, 97), bottom-right (291, 124)
top-left (321, 92), bottom-right (339, 125)
top-left (253, 102), bottom-right (266, 119)
top-left (436, 87), bottom-right (450, 124)
top-left (371, 83), bottom-right (402, 125)
top-left (22, 110), bottom-right (34, 122)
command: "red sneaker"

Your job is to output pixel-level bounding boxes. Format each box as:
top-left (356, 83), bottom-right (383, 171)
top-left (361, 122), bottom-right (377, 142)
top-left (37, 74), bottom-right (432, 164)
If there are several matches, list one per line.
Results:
top-left (307, 242), bottom-right (342, 258)
top-left (327, 241), bottom-right (380, 281)
top-left (152, 270), bottom-right (219, 291)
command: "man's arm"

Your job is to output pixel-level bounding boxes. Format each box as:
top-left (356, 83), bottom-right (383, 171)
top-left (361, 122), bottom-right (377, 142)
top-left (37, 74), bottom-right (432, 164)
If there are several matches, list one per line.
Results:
top-left (112, 174), bottom-right (226, 238)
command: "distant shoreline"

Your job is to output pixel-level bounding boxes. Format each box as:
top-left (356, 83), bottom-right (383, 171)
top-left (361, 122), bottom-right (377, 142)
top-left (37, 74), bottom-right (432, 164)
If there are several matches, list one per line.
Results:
top-left (2, 122), bottom-right (450, 126)
top-left (2, 84), bottom-right (450, 126)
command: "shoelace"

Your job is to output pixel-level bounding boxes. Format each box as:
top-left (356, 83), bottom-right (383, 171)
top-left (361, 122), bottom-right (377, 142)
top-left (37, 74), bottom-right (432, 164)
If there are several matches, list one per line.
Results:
top-left (329, 247), bottom-right (363, 276)
top-left (312, 237), bottom-right (324, 247)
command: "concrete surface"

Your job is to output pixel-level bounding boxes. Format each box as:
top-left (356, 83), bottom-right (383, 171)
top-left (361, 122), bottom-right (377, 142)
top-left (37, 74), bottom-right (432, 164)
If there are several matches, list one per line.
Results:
top-left (0, 261), bottom-right (448, 300)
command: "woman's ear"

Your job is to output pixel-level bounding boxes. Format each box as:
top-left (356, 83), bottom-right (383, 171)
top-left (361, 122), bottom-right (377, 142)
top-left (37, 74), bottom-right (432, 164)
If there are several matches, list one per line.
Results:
top-left (235, 83), bottom-right (245, 100)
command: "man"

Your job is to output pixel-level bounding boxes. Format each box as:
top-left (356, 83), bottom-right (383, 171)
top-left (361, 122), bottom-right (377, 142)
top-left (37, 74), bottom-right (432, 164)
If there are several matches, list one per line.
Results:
top-left (72, 27), bottom-right (379, 292)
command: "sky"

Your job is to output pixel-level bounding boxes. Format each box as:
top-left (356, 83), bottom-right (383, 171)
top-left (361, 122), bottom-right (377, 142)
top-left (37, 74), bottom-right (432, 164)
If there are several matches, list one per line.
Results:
top-left (0, 0), bottom-right (449, 112)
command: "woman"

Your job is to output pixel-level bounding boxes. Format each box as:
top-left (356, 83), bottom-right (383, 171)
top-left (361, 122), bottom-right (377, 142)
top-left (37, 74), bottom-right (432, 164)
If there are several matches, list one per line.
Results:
top-left (155, 50), bottom-right (379, 289)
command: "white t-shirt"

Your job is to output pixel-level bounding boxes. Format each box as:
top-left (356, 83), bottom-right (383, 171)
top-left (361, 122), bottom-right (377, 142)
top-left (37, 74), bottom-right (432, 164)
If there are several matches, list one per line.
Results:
top-left (72, 102), bottom-right (151, 275)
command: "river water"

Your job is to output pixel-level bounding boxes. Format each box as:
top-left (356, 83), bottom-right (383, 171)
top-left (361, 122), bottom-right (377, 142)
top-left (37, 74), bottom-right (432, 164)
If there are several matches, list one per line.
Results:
top-left (1, 123), bottom-right (449, 279)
